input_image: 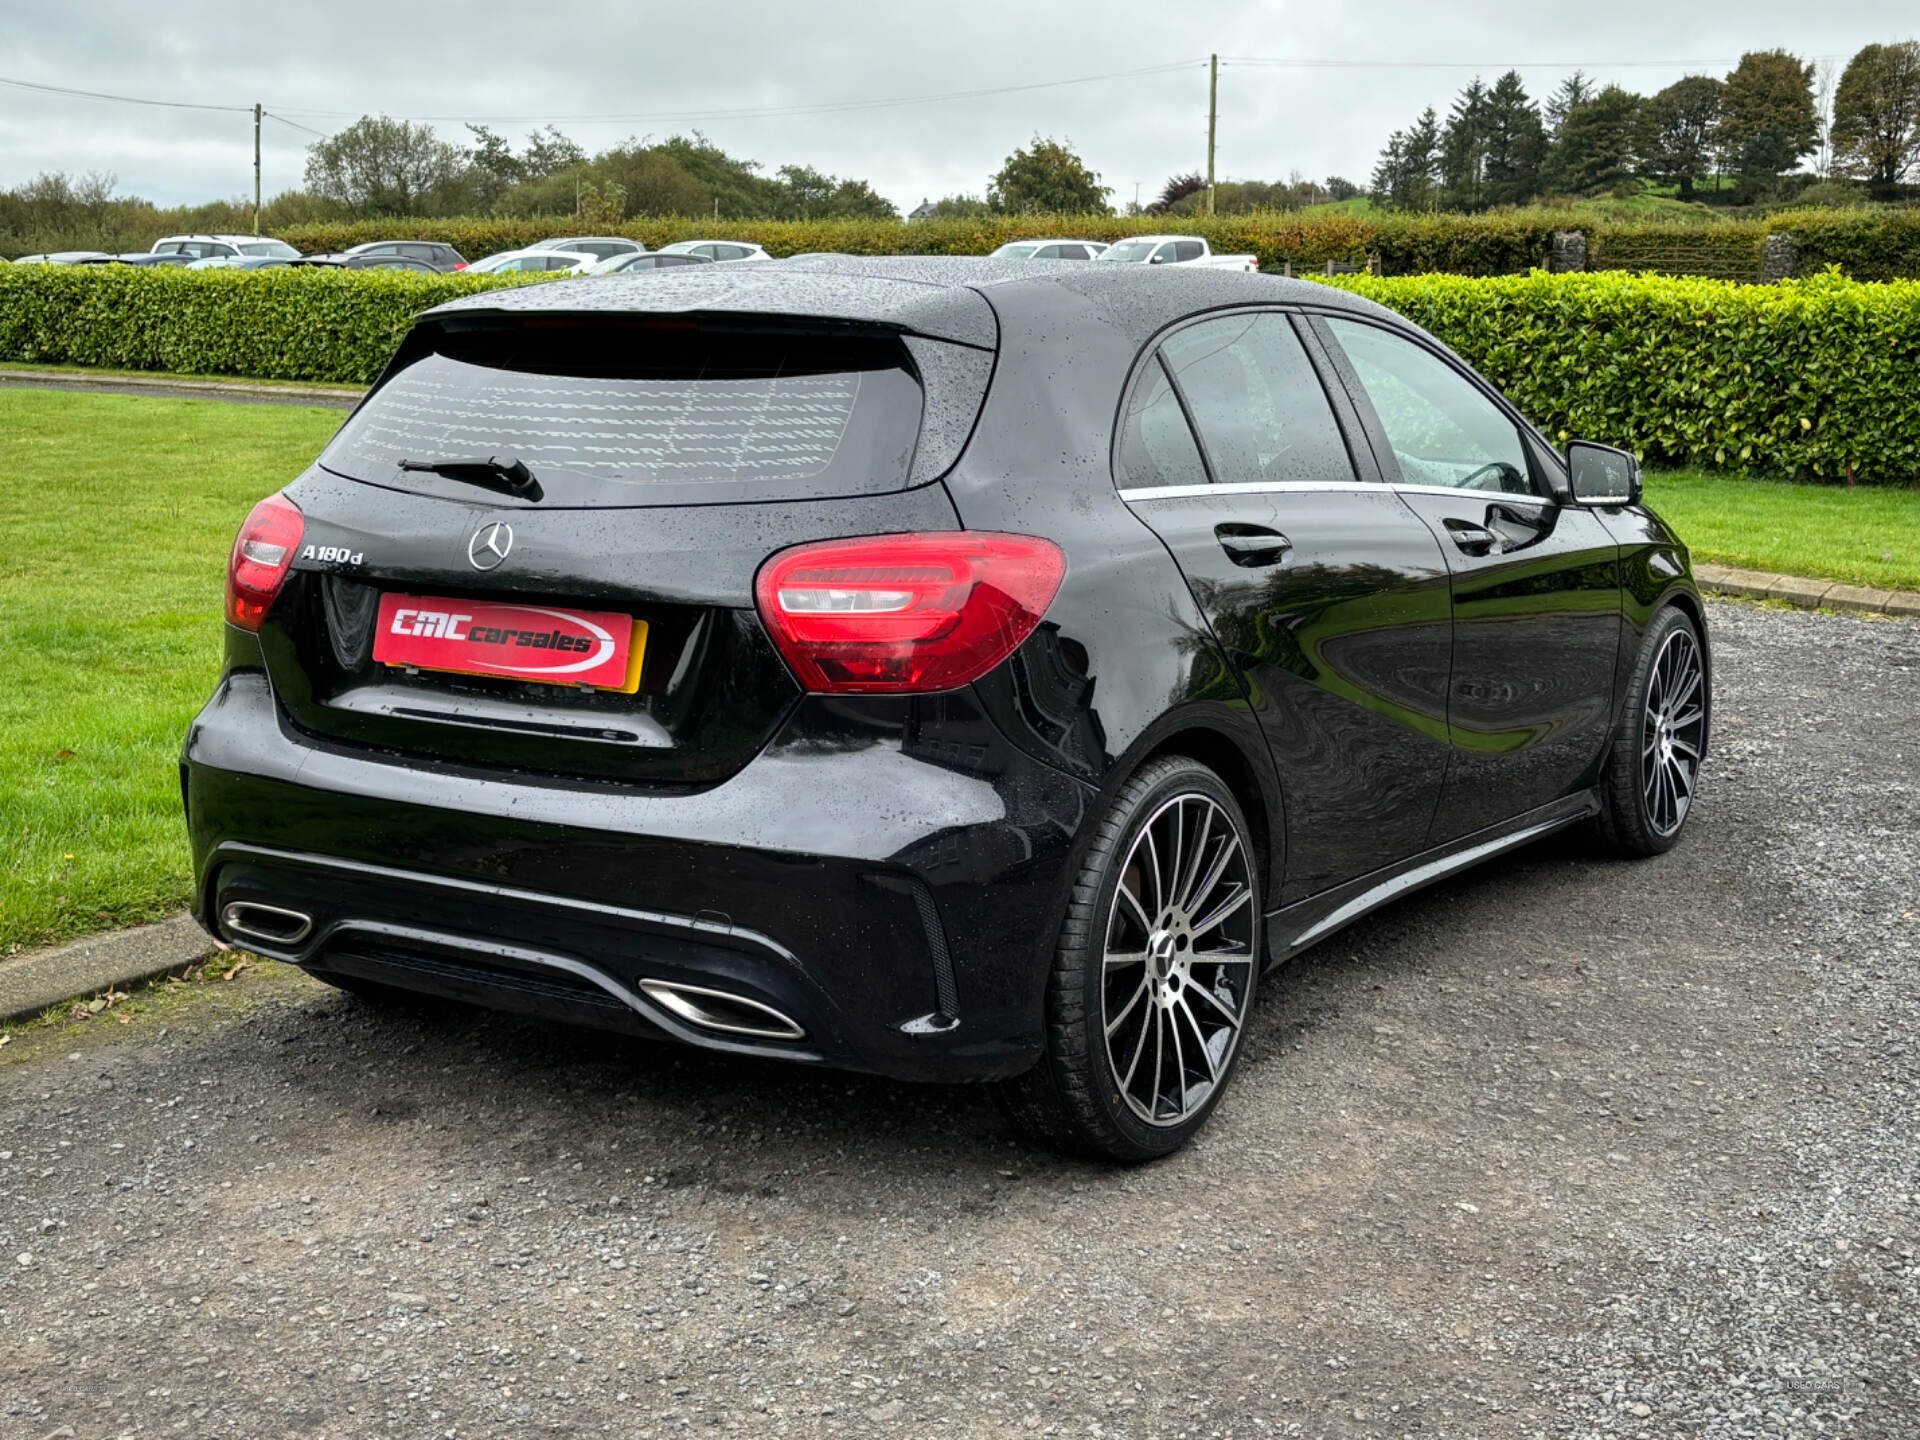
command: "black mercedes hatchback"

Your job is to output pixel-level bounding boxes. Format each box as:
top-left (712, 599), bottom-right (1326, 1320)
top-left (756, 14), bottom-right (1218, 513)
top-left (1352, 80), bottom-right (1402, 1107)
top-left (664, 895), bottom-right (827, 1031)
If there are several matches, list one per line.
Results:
top-left (184, 258), bottom-right (1709, 1159)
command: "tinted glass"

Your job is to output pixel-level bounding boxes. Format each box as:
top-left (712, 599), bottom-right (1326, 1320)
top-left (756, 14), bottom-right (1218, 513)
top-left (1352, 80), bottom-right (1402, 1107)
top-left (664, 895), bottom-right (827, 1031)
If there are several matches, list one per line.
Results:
top-left (1326, 318), bottom-right (1530, 493)
top-left (1115, 357), bottom-right (1209, 491)
top-left (716, 246), bottom-right (752, 260)
top-left (1161, 313), bottom-right (1357, 487)
top-left (319, 326), bottom-right (924, 508)
top-left (1174, 241), bottom-right (1203, 262)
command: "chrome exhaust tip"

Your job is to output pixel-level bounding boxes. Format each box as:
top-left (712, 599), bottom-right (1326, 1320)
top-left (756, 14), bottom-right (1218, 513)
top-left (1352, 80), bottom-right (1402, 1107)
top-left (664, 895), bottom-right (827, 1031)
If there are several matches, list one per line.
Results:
top-left (220, 901), bottom-right (314, 947)
top-left (638, 979), bottom-right (805, 1041)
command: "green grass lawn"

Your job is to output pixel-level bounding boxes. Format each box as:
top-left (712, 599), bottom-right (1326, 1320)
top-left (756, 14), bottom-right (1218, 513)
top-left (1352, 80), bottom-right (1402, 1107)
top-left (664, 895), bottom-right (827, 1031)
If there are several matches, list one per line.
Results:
top-left (0, 389), bottom-right (341, 951)
top-left (0, 389), bottom-right (1914, 955)
top-left (1644, 469), bottom-right (1920, 593)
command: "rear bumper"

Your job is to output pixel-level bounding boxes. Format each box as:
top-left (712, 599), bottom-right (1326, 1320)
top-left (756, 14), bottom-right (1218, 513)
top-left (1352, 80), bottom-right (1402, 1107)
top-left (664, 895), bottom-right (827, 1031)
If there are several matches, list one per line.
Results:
top-left (183, 670), bottom-right (1094, 1082)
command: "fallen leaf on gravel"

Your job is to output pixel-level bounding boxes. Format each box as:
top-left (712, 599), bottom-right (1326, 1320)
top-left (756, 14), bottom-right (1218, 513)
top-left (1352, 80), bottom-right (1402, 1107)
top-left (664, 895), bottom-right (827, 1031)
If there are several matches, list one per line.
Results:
top-left (0, 1035), bottom-right (10, 1047)
top-left (1455, 1202), bottom-right (1480, 1214)
top-left (223, 960), bottom-right (252, 982)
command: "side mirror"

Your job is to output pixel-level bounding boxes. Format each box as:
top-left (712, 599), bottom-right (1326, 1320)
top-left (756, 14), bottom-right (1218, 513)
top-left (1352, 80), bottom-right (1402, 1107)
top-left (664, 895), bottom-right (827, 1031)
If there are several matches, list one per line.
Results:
top-left (1566, 440), bottom-right (1640, 506)
top-left (1148, 254), bottom-right (1165, 265)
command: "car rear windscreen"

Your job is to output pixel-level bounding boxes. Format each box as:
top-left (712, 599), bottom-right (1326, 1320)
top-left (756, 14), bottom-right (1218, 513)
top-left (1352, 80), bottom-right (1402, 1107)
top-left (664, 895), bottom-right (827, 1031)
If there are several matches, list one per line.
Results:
top-left (318, 320), bottom-right (924, 507)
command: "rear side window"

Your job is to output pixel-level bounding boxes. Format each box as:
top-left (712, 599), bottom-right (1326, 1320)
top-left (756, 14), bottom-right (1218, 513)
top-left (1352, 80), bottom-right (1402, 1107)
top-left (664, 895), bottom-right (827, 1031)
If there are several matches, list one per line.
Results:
top-left (1173, 241), bottom-right (1203, 262)
top-left (319, 322), bottom-right (925, 507)
top-left (1160, 313), bottom-right (1357, 487)
top-left (1115, 357), bottom-right (1209, 491)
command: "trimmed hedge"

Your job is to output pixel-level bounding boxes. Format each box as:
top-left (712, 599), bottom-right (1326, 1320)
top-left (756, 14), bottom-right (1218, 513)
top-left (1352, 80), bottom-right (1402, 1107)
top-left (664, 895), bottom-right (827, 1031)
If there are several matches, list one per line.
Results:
top-left (0, 265), bottom-right (533, 384)
top-left (2, 265), bottom-right (1914, 484)
top-left (265, 208), bottom-right (1920, 281)
top-left (1331, 270), bottom-right (1920, 484)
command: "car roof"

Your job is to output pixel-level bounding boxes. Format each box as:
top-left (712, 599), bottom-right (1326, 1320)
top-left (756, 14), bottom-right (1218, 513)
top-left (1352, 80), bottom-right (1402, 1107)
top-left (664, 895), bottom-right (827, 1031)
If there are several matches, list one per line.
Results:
top-left (156, 233), bottom-right (272, 244)
top-left (422, 255), bottom-right (1393, 351)
top-left (344, 240), bottom-right (449, 252)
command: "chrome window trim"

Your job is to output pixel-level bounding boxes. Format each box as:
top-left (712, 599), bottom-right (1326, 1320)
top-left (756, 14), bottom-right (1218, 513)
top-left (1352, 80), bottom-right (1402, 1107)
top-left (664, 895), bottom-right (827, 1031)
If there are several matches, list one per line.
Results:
top-left (1117, 479), bottom-right (1558, 504)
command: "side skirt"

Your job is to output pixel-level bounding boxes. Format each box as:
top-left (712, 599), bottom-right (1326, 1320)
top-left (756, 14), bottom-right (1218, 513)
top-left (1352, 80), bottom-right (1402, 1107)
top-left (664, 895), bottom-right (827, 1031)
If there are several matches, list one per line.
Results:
top-left (1265, 791), bottom-right (1600, 963)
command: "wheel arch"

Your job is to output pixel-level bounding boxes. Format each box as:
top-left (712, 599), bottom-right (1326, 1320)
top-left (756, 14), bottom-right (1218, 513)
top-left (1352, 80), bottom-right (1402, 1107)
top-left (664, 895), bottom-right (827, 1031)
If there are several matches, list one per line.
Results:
top-left (1118, 715), bottom-right (1284, 913)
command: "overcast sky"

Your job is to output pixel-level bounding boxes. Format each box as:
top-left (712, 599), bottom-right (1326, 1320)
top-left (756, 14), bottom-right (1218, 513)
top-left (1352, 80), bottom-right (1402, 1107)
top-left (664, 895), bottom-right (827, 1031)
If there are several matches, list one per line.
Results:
top-left (0, 0), bottom-right (1904, 214)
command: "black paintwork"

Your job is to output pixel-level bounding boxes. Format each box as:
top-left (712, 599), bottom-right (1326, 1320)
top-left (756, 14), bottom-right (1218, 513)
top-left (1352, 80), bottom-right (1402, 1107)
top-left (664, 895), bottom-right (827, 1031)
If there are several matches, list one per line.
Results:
top-left (183, 259), bottom-right (1707, 1083)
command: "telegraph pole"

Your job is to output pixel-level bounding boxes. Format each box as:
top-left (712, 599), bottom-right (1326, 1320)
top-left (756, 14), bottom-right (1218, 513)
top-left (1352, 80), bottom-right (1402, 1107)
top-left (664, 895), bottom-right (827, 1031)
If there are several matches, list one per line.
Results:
top-left (252, 103), bottom-right (262, 234)
top-left (1205, 54), bottom-right (1218, 215)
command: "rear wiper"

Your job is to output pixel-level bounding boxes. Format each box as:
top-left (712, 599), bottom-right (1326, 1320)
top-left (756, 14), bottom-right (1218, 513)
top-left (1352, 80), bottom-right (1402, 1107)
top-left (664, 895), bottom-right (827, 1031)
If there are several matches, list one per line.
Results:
top-left (398, 454), bottom-right (544, 502)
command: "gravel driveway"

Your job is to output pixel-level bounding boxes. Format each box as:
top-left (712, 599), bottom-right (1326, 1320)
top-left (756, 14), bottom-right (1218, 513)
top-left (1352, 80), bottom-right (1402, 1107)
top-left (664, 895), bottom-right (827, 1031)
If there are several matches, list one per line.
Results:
top-left (2, 601), bottom-right (1915, 1440)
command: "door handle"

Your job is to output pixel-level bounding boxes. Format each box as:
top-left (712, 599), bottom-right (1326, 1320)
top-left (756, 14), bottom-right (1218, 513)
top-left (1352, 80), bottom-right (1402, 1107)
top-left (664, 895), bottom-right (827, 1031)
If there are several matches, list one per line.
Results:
top-left (1444, 521), bottom-right (1500, 556)
top-left (1215, 524), bottom-right (1292, 568)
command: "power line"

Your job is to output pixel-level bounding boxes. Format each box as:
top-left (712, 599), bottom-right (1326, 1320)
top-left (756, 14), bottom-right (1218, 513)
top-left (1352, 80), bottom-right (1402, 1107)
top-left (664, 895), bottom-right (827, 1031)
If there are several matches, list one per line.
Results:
top-left (0, 72), bottom-right (251, 113)
top-left (262, 111), bottom-right (328, 139)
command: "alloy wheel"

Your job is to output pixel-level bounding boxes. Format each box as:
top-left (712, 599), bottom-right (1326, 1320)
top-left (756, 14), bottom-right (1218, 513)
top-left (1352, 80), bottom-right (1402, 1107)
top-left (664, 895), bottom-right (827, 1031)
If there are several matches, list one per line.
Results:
top-left (1642, 628), bottom-right (1705, 836)
top-left (1101, 793), bottom-right (1256, 1127)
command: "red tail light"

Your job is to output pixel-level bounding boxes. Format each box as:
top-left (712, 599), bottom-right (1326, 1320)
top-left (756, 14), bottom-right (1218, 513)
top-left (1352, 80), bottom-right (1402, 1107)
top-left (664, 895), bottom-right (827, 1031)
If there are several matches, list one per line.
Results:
top-left (226, 494), bottom-right (303, 631)
top-left (754, 532), bottom-right (1066, 694)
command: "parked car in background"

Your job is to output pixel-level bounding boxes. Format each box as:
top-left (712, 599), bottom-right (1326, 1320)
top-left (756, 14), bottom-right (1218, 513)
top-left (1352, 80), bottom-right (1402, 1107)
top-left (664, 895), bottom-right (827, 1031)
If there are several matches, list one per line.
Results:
top-left (467, 248), bottom-right (600, 275)
top-left (337, 240), bottom-right (468, 272)
top-left (186, 256), bottom-right (293, 270)
top-left (588, 251), bottom-right (715, 274)
top-left (530, 236), bottom-right (644, 263)
top-left (1097, 235), bottom-right (1258, 271)
top-left (69, 252), bottom-right (195, 267)
top-left (15, 251), bottom-right (115, 264)
top-left (655, 239), bottom-right (770, 262)
top-left (150, 234), bottom-right (300, 262)
top-left (989, 239), bottom-right (1109, 259)
top-left (186, 257), bottom-right (1705, 1161)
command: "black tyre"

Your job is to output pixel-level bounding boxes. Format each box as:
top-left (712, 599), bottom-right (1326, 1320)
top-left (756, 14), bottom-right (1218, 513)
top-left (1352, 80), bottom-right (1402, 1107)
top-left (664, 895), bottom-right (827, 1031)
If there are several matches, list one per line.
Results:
top-left (1592, 606), bottom-right (1709, 857)
top-left (996, 756), bottom-right (1261, 1162)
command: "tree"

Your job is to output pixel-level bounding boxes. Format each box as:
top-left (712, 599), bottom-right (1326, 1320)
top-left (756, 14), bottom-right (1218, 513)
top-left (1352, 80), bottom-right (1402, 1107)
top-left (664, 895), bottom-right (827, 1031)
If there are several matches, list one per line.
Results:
top-left (771, 165), bottom-right (897, 219)
top-left (1438, 78), bottom-right (1492, 209)
top-left (465, 125), bottom-right (522, 211)
top-left (1151, 173), bottom-right (1206, 213)
top-left (1638, 76), bottom-right (1724, 199)
top-left (927, 193), bottom-right (992, 218)
top-left (987, 136), bottom-right (1111, 215)
top-left (521, 126), bottom-right (586, 181)
top-left (1324, 176), bottom-right (1359, 201)
top-left (1545, 72), bottom-right (1594, 142)
top-left (1481, 71), bottom-right (1545, 207)
top-left (1373, 108), bottom-right (1442, 210)
top-left (1719, 50), bottom-right (1819, 186)
top-left (304, 116), bottom-right (469, 216)
top-left (1551, 85), bottom-right (1642, 193)
top-left (1830, 41), bottom-right (1920, 192)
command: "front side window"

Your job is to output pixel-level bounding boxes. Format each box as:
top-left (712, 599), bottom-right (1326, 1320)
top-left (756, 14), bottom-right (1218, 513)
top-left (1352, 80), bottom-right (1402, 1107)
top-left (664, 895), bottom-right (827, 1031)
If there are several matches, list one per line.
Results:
top-left (1325, 318), bottom-right (1531, 493)
top-left (1160, 313), bottom-right (1357, 487)
top-left (1100, 240), bottom-right (1158, 263)
top-left (1115, 357), bottom-right (1209, 491)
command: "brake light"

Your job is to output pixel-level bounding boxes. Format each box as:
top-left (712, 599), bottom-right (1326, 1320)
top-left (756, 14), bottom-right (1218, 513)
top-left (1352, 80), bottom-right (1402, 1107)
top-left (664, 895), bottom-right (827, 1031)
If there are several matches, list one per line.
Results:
top-left (754, 532), bottom-right (1066, 694)
top-left (226, 493), bottom-right (303, 631)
